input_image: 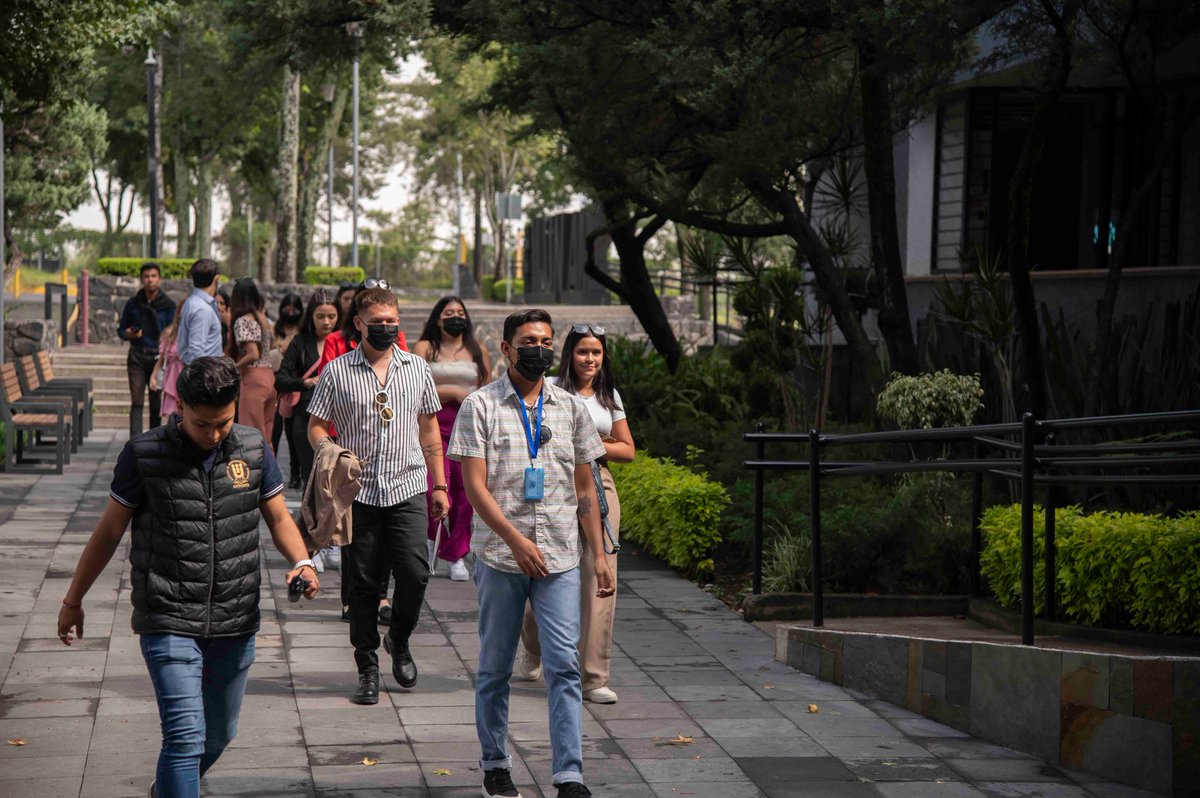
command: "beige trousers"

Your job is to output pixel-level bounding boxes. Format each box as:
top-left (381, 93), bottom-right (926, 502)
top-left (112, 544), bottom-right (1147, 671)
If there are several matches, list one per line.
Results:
top-left (521, 465), bottom-right (620, 691)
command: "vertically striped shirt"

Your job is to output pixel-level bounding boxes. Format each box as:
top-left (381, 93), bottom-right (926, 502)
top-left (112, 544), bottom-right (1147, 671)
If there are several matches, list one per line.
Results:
top-left (307, 345), bottom-right (441, 507)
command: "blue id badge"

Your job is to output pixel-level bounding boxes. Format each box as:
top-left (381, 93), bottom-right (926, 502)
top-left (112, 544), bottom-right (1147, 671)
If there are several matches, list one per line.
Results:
top-left (523, 466), bottom-right (545, 501)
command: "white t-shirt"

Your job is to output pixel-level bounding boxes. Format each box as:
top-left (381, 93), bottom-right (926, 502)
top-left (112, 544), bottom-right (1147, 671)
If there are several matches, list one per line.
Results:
top-left (554, 378), bottom-right (626, 437)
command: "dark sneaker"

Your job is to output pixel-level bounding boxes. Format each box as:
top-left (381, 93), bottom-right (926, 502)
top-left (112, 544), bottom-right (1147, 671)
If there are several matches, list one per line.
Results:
top-left (341, 605), bottom-right (350, 623)
top-left (482, 768), bottom-right (522, 798)
top-left (556, 784), bottom-right (592, 798)
top-left (383, 633), bottom-right (418, 688)
top-left (148, 782), bottom-right (156, 798)
top-left (377, 602), bottom-right (393, 626)
top-left (351, 669), bottom-right (380, 705)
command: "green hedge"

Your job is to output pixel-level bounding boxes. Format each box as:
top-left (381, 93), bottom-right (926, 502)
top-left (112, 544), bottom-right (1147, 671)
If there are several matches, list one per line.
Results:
top-left (481, 275), bottom-right (496, 301)
top-left (981, 504), bottom-right (1200, 634)
top-left (95, 258), bottom-right (197, 278)
top-left (610, 452), bottom-right (729, 575)
top-left (492, 278), bottom-right (524, 301)
top-left (304, 266), bottom-right (365, 286)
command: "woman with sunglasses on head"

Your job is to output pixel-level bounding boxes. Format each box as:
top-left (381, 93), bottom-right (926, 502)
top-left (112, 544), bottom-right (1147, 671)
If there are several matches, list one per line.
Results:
top-left (412, 297), bottom-right (492, 582)
top-left (517, 323), bottom-right (635, 705)
top-left (228, 278), bottom-right (278, 443)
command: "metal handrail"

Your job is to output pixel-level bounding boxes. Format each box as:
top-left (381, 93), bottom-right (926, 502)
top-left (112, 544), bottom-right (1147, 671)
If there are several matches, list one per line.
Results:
top-left (744, 410), bottom-right (1200, 645)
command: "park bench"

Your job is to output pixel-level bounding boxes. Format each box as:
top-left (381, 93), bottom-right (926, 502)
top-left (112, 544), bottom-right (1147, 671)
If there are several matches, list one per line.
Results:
top-left (1, 362), bottom-right (73, 474)
top-left (33, 350), bottom-right (93, 434)
top-left (15, 355), bottom-right (87, 447)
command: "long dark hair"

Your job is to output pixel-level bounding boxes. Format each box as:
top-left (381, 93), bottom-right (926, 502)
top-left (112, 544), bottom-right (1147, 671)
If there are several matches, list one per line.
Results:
top-left (419, 296), bottom-right (487, 385)
top-left (274, 292), bottom-right (304, 337)
top-left (339, 286), bottom-right (363, 344)
top-left (302, 289), bottom-right (341, 337)
top-left (556, 328), bottom-right (619, 411)
top-left (228, 278), bottom-right (269, 355)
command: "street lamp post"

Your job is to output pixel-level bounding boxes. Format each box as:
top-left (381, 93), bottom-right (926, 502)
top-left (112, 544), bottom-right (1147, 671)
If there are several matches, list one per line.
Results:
top-left (347, 23), bottom-right (362, 272)
top-left (145, 48), bottom-right (159, 258)
top-left (454, 153), bottom-right (463, 296)
top-left (322, 82), bottom-right (336, 268)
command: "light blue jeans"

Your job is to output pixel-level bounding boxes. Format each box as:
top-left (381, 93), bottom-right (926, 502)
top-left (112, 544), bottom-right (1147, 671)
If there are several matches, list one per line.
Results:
top-left (140, 632), bottom-right (256, 797)
top-left (474, 562), bottom-right (583, 785)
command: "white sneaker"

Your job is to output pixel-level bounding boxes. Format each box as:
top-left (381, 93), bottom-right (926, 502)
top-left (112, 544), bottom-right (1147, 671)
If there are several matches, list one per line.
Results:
top-left (449, 559), bottom-right (469, 581)
top-left (515, 646), bottom-right (542, 681)
top-left (584, 686), bottom-right (618, 704)
top-left (323, 546), bottom-right (341, 570)
top-left (311, 550), bottom-right (325, 573)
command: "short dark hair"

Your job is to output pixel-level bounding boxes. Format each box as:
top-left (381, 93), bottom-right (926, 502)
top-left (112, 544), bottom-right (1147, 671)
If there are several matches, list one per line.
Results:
top-left (176, 356), bottom-right (240, 408)
top-left (503, 309), bottom-right (553, 343)
top-left (140, 262), bottom-right (160, 277)
top-left (355, 287), bottom-right (398, 314)
top-left (190, 258), bottom-right (220, 288)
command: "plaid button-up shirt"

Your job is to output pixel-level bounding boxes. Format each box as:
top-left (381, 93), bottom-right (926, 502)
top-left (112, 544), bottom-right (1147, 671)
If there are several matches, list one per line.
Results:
top-left (447, 377), bottom-right (605, 574)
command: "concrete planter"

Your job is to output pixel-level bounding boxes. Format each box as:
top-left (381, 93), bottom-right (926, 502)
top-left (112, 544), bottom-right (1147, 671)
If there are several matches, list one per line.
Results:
top-left (777, 624), bottom-right (1200, 795)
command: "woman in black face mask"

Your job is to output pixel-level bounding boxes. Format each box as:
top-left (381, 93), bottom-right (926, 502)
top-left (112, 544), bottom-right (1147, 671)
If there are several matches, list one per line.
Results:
top-left (273, 293), bottom-right (305, 486)
top-left (414, 297), bottom-right (492, 581)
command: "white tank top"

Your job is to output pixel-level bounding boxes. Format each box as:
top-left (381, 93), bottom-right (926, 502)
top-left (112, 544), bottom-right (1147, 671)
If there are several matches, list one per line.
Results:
top-left (429, 359), bottom-right (479, 390)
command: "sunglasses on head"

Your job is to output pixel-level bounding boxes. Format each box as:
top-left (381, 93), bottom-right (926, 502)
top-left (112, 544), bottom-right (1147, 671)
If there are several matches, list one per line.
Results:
top-left (572, 323), bottom-right (606, 336)
top-left (360, 278), bottom-right (390, 290)
top-left (374, 391), bottom-right (394, 424)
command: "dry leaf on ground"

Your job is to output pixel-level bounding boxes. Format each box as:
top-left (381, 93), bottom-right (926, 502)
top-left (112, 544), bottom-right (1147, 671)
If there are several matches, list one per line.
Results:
top-left (432, 768), bottom-right (453, 776)
top-left (807, 704), bottom-right (819, 713)
top-left (6, 739), bottom-right (27, 746)
top-left (361, 756), bottom-right (377, 766)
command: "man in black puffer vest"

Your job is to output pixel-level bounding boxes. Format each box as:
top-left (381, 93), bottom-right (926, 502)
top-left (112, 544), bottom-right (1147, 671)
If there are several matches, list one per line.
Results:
top-left (57, 357), bottom-right (320, 798)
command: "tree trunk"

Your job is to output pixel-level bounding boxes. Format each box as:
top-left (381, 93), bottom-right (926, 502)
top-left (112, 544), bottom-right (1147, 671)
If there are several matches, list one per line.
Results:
top-left (274, 65), bottom-right (302, 284)
top-left (473, 184), bottom-right (483, 283)
top-left (297, 80), bottom-right (349, 275)
top-left (588, 209), bottom-right (683, 372)
top-left (858, 41), bottom-right (917, 375)
top-left (174, 133), bottom-right (191, 259)
top-left (749, 179), bottom-right (885, 393)
top-left (1004, 2), bottom-right (1079, 419)
top-left (154, 39), bottom-right (166, 257)
top-left (194, 158), bottom-right (214, 258)
top-left (260, 205), bottom-right (278, 285)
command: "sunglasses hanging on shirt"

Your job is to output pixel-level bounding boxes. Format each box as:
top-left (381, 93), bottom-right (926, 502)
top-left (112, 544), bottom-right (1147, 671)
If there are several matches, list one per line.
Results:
top-left (374, 390), bottom-right (394, 424)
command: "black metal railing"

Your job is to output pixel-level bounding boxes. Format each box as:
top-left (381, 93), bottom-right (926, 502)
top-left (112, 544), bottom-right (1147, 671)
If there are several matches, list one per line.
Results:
top-left (44, 283), bottom-right (70, 348)
top-left (653, 270), bottom-right (750, 342)
top-left (744, 410), bottom-right (1200, 644)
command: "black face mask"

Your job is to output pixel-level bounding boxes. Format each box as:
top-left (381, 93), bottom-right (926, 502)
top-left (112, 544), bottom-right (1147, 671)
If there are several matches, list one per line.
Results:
top-left (442, 317), bottom-right (469, 337)
top-left (511, 345), bottom-right (554, 382)
top-left (364, 323), bottom-right (400, 350)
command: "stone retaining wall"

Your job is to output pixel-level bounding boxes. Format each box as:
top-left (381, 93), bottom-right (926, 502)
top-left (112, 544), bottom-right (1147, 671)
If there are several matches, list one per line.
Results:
top-left (778, 625), bottom-right (1199, 795)
top-left (4, 319), bottom-right (60, 360)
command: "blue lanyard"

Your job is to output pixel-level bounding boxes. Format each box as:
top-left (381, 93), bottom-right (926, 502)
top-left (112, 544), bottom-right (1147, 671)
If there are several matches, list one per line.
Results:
top-left (512, 379), bottom-right (543, 462)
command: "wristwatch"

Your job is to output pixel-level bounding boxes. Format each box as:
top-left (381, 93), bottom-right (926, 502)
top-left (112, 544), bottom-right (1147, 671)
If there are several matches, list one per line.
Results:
top-left (293, 558), bottom-right (316, 571)
top-left (432, 485), bottom-right (449, 492)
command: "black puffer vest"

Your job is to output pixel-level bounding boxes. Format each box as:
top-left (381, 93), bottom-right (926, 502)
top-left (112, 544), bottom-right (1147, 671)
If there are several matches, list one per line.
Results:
top-left (128, 417), bottom-right (265, 637)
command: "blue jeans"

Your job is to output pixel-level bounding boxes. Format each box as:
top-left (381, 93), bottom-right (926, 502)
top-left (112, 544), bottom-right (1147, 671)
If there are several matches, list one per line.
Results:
top-left (475, 562), bottom-right (583, 785)
top-left (140, 633), bottom-right (256, 798)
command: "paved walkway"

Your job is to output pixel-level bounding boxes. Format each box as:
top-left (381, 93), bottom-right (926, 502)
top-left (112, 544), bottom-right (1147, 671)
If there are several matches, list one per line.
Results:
top-left (0, 431), bottom-right (1157, 797)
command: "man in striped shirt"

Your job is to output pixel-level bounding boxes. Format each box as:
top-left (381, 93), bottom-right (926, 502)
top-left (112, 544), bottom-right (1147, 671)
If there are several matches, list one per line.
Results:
top-left (307, 287), bottom-right (449, 704)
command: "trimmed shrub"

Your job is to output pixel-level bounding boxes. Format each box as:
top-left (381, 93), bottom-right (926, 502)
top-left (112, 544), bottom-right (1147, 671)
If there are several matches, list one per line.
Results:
top-left (481, 275), bottom-right (496, 301)
top-left (980, 504), bottom-right (1200, 634)
top-left (492, 277), bottom-right (524, 301)
top-left (304, 266), bottom-right (365, 286)
top-left (95, 258), bottom-right (196, 279)
top-left (610, 452), bottom-right (729, 575)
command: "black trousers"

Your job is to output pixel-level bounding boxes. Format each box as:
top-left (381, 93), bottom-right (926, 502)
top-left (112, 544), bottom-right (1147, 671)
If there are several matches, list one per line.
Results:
top-left (127, 346), bottom-right (161, 438)
top-left (347, 496), bottom-right (430, 673)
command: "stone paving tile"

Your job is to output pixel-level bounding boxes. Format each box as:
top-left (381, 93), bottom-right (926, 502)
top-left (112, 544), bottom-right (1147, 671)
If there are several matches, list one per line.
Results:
top-left (0, 430), bottom-right (1164, 797)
